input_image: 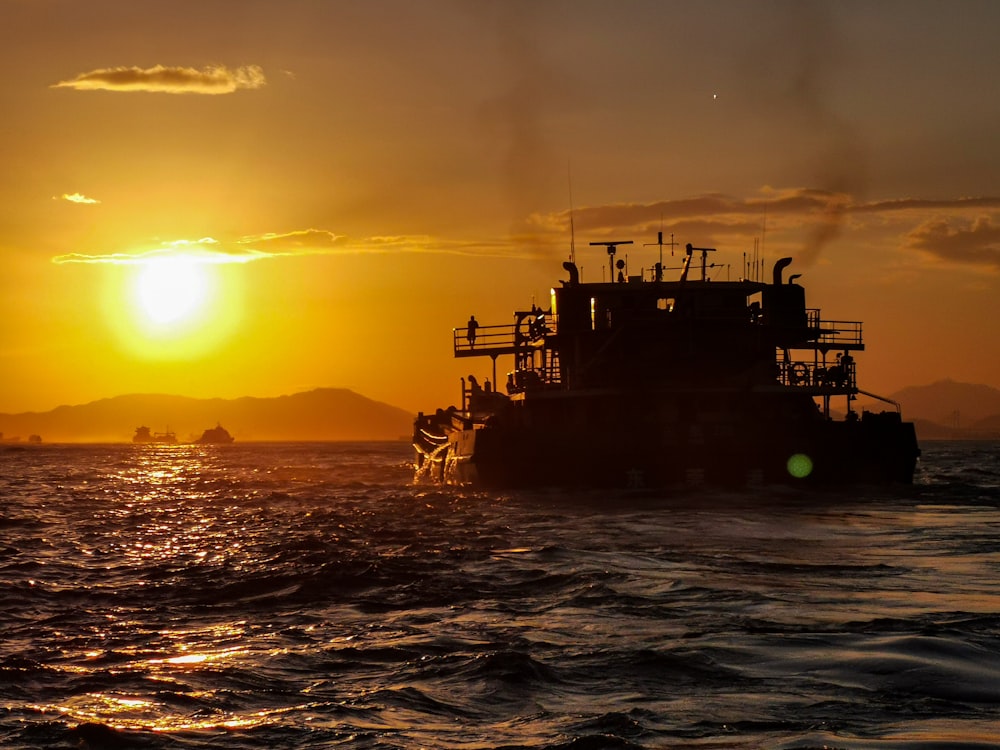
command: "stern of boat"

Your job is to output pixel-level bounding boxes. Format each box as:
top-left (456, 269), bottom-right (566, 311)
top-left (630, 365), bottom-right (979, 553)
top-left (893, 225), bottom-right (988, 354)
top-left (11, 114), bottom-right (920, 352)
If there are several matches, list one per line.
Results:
top-left (412, 411), bottom-right (480, 486)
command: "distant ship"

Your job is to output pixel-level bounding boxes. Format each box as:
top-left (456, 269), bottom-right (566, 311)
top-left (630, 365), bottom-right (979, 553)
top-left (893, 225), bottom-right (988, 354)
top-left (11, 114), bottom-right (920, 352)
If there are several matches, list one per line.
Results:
top-left (0, 432), bottom-right (41, 444)
top-left (414, 236), bottom-right (920, 488)
top-left (132, 426), bottom-right (177, 444)
top-left (194, 424), bottom-right (235, 444)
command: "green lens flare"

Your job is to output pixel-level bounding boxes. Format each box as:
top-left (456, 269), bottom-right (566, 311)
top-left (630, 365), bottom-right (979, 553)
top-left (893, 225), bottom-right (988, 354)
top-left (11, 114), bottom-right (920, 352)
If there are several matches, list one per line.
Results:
top-left (787, 453), bottom-right (813, 479)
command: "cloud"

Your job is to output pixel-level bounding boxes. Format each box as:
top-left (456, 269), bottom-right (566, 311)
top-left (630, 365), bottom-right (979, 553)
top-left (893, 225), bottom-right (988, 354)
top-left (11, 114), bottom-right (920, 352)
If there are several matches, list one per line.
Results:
top-left (532, 190), bottom-right (850, 245)
top-left (51, 231), bottom-right (528, 267)
top-left (526, 189), bottom-right (1000, 271)
top-left (51, 65), bottom-right (266, 94)
top-left (855, 197), bottom-right (1000, 213)
top-left (54, 193), bottom-right (100, 205)
top-left (52, 239), bottom-right (263, 266)
top-left (51, 191), bottom-right (1000, 271)
top-left (236, 229), bottom-right (350, 253)
top-left (906, 216), bottom-right (1000, 269)
top-left (235, 229), bottom-right (537, 258)
top-left (541, 190), bottom-right (854, 232)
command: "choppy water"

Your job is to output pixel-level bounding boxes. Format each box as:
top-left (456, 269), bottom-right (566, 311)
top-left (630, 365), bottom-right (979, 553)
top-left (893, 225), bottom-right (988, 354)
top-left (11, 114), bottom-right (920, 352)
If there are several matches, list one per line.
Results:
top-left (1, 440), bottom-right (999, 749)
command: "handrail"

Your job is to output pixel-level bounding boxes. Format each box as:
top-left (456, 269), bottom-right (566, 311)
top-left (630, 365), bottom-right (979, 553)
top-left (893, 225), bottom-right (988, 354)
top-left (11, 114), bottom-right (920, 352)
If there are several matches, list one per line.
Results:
top-left (804, 310), bottom-right (863, 346)
top-left (453, 323), bottom-right (517, 353)
top-left (777, 358), bottom-right (856, 390)
top-left (816, 319), bottom-right (863, 347)
top-left (453, 315), bottom-right (556, 355)
top-left (857, 389), bottom-right (901, 414)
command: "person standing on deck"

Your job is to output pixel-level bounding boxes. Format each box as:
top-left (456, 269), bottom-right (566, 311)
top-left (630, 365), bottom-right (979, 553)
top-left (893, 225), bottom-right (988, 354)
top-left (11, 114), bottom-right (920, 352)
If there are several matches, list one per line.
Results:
top-left (466, 315), bottom-right (479, 348)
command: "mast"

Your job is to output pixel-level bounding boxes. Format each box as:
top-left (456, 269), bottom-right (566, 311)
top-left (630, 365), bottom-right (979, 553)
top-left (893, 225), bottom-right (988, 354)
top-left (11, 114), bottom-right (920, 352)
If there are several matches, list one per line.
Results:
top-left (567, 163), bottom-right (576, 266)
top-left (644, 230), bottom-right (677, 281)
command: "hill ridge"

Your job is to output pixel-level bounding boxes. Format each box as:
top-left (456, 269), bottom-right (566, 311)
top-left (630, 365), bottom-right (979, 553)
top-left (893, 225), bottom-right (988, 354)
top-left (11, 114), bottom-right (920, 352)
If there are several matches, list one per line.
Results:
top-left (0, 388), bottom-right (411, 443)
top-left (889, 379), bottom-right (1000, 426)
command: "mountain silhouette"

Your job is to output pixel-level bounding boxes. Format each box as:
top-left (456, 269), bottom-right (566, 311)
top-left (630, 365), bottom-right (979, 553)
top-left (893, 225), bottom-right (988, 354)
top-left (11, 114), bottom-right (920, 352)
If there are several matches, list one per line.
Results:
top-left (5, 380), bottom-right (1000, 444)
top-left (890, 379), bottom-right (1000, 427)
top-left (0, 389), bottom-right (412, 443)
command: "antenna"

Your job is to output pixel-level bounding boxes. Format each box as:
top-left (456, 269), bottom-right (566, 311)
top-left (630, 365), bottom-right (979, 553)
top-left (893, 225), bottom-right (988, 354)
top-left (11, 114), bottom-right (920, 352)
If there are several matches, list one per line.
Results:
top-left (567, 162), bottom-right (576, 265)
top-left (590, 240), bottom-right (634, 282)
top-left (761, 200), bottom-right (767, 277)
top-left (643, 231), bottom-right (677, 281)
top-left (644, 231), bottom-right (664, 274)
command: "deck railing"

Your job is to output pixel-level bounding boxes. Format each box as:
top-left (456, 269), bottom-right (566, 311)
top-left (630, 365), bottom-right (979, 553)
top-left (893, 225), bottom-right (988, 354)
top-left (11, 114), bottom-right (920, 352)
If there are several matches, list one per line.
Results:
top-left (777, 357), bottom-right (856, 391)
top-left (453, 318), bottom-right (555, 357)
top-left (453, 323), bottom-right (517, 354)
top-left (808, 310), bottom-right (863, 347)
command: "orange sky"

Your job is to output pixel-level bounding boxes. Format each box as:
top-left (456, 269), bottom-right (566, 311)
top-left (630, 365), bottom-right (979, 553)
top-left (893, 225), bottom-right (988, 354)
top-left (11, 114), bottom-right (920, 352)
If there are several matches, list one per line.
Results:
top-left (2, 0), bottom-right (1000, 415)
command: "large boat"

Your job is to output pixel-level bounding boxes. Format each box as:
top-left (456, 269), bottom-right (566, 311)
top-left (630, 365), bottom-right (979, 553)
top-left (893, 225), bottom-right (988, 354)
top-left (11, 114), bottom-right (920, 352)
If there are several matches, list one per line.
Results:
top-left (413, 237), bottom-right (920, 488)
top-left (133, 426), bottom-right (177, 444)
top-left (194, 424), bottom-right (235, 444)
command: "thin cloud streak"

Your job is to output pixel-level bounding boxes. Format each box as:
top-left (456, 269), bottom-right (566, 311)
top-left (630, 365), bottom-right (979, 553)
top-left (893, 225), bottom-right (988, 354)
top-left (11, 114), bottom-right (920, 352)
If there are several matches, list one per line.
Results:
top-left (856, 197), bottom-right (1000, 213)
top-left (236, 229), bottom-right (525, 258)
top-left (51, 65), bottom-right (266, 94)
top-left (55, 193), bottom-right (100, 204)
top-left (52, 247), bottom-right (265, 266)
top-left (539, 191), bottom-right (1000, 234)
top-left (53, 238), bottom-right (264, 266)
top-left (50, 232), bottom-right (532, 267)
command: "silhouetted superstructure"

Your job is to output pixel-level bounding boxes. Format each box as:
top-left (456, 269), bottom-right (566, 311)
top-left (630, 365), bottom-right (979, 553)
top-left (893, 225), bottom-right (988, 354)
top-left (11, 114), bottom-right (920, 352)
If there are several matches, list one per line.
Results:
top-left (132, 425), bottom-right (177, 444)
top-left (414, 239), bottom-right (920, 488)
top-left (195, 424), bottom-right (235, 444)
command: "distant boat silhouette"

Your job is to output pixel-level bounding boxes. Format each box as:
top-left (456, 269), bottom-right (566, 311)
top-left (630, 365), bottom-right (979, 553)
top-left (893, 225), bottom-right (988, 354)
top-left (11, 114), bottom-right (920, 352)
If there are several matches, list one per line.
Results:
top-left (194, 424), bottom-right (235, 444)
top-left (133, 425), bottom-right (177, 444)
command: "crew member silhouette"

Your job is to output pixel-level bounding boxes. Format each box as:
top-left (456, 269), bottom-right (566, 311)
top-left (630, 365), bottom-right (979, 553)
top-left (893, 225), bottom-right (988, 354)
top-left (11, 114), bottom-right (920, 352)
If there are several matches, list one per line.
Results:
top-left (466, 315), bottom-right (479, 348)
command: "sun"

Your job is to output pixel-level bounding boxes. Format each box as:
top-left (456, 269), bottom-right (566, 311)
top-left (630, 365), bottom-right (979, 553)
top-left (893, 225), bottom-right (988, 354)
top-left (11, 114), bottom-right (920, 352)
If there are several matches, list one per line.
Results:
top-left (133, 256), bottom-right (210, 326)
top-left (102, 250), bottom-right (243, 361)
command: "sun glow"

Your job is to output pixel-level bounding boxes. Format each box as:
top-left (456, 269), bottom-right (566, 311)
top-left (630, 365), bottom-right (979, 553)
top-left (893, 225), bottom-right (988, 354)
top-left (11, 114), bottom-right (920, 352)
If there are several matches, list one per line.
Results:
top-left (102, 252), bottom-right (244, 361)
top-left (133, 256), bottom-right (209, 325)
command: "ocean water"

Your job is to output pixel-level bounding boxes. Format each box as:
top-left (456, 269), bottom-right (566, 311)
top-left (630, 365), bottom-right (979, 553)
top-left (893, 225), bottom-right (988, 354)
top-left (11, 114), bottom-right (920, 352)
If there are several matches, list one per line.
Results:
top-left (1, 440), bottom-right (999, 750)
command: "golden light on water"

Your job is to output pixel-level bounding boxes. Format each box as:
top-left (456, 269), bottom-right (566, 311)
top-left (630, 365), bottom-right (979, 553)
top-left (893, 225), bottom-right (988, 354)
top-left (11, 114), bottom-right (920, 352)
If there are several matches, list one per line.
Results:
top-left (35, 628), bottom-right (321, 733)
top-left (109, 448), bottom-right (250, 564)
top-left (27, 442), bottom-right (331, 736)
top-left (37, 694), bottom-right (290, 732)
top-left (38, 624), bottom-right (267, 731)
top-left (149, 646), bottom-right (246, 666)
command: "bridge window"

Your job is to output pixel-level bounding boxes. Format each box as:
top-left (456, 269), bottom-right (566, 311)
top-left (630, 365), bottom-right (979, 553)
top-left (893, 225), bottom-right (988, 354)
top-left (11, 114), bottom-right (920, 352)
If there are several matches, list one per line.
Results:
top-left (657, 297), bottom-right (675, 312)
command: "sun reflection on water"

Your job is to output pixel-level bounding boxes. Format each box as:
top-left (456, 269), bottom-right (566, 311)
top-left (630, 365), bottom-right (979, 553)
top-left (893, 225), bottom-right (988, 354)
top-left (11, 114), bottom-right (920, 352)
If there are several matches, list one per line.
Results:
top-left (37, 693), bottom-right (298, 732)
top-left (26, 448), bottom-right (291, 733)
top-left (43, 622), bottom-right (270, 732)
top-left (102, 445), bottom-right (259, 566)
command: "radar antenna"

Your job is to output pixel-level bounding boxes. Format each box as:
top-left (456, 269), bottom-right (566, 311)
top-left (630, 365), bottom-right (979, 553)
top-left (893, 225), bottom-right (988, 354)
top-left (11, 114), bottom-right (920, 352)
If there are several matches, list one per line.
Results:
top-left (590, 240), bottom-right (633, 283)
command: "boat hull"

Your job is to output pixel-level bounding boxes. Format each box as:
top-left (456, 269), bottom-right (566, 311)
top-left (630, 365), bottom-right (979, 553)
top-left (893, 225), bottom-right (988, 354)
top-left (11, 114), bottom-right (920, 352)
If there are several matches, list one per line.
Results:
top-left (414, 393), bottom-right (920, 489)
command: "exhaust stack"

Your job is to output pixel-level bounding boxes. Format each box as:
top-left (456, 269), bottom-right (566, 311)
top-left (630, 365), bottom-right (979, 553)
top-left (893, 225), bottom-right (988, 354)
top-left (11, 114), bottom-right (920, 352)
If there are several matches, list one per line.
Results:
top-left (773, 257), bottom-right (793, 285)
